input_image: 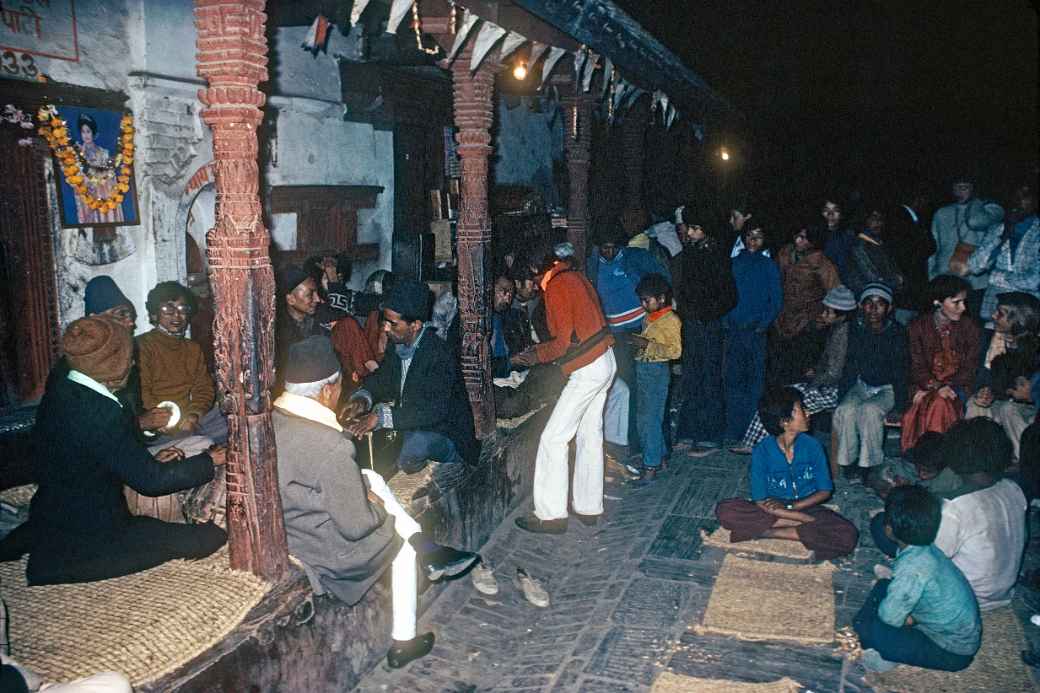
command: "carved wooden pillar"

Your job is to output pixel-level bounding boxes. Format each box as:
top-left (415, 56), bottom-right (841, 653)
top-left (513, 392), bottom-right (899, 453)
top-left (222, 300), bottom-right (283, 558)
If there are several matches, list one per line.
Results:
top-left (194, 0), bottom-right (288, 580)
top-left (561, 94), bottom-right (594, 266)
top-left (620, 95), bottom-right (649, 234)
top-left (451, 47), bottom-right (497, 438)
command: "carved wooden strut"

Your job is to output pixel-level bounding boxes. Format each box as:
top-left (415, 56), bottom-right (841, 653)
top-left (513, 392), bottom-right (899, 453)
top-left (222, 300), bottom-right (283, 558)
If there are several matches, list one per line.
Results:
top-left (194, 0), bottom-right (289, 579)
top-left (451, 45), bottom-right (498, 438)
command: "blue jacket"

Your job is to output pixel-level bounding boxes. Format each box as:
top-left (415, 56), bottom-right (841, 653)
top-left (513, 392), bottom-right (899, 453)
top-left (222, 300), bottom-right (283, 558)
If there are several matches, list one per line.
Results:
top-left (723, 250), bottom-right (782, 330)
top-left (586, 246), bottom-right (669, 332)
top-left (750, 434), bottom-right (832, 501)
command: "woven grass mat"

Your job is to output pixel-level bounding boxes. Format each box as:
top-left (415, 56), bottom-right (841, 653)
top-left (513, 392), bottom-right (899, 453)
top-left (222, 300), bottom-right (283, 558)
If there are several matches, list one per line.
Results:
top-left (1, 546), bottom-right (269, 686)
top-left (0, 484), bottom-right (37, 508)
top-left (387, 464), bottom-right (436, 511)
top-left (865, 608), bottom-right (1036, 692)
top-left (695, 554), bottom-right (836, 644)
top-left (652, 671), bottom-right (803, 692)
top-left (701, 526), bottom-right (813, 560)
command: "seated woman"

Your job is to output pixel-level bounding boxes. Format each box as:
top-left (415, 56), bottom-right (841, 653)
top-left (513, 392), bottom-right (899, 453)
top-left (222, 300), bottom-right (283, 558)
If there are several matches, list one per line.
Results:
top-left (854, 485), bottom-right (980, 673)
top-left (734, 285), bottom-right (855, 453)
top-left (716, 387), bottom-right (859, 560)
top-left (901, 275), bottom-right (980, 452)
top-left (19, 316), bottom-right (226, 585)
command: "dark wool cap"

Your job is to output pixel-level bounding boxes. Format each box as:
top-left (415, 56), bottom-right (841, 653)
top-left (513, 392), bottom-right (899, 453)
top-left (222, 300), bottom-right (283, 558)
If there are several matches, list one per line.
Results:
top-left (996, 291), bottom-right (1040, 312)
top-left (383, 278), bottom-right (431, 322)
top-left (84, 276), bottom-right (133, 316)
top-left (284, 335), bottom-right (341, 385)
top-left (277, 264), bottom-right (311, 296)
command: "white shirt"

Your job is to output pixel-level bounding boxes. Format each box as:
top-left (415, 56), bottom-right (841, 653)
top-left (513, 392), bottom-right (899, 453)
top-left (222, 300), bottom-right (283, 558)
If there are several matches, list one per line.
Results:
top-left (933, 479), bottom-right (1027, 610)
top-left (67, 369), bottom-right (122, 407)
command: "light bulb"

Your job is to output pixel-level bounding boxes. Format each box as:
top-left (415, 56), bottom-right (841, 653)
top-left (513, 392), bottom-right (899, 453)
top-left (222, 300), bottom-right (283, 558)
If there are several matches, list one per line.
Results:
top-left (513, 61), bottom-right (528, 81)
top-left (720, 148), bottom-right (730, 161)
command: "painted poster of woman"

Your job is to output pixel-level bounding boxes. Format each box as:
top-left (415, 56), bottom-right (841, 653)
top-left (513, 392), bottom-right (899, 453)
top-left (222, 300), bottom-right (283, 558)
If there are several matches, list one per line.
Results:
top-left (52, 106), bottom-right (139, 228)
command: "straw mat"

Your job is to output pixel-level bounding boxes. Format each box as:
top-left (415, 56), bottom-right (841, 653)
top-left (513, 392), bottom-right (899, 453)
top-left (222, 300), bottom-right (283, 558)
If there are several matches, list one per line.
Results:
top-left (1, 546), bottom-right (269, 686)
top-left (701, 526), bottom-right (813, 560)
top-left (651, 671), bottom-right (803, 693)
top-left (0, 484), bottom-right (37, 509)
top-left (865, 607), bottom-right (1036, 692)
top-left (695, 554), bottom-right (836, 644)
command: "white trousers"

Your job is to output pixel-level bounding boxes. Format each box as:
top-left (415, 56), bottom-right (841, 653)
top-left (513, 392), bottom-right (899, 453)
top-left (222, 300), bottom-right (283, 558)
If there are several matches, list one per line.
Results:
top-left (604, 376), bottom-right (630, 447)
top-left (534, 348), bottom-right (617, 520)
top-left (362, 469), bottom-right (420, 641)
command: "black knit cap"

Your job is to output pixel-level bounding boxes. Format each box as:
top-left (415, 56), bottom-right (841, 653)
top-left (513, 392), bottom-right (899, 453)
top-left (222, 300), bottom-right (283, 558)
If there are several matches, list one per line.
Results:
top-left (284, 335), bottom-right (341, 385)
top-left (277, 264), bottom-right (311, 296)
top-left (383, 278), bottom-right (431, 322)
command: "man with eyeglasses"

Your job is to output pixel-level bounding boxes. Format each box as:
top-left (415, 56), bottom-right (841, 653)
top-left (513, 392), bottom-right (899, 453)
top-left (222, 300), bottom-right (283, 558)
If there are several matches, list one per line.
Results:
top-left (137, 281), bottom-right (226, 445)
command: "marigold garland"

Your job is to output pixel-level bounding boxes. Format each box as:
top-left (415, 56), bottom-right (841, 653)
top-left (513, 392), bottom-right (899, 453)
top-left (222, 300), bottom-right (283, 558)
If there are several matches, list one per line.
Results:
top-left (36, 105), bottom-right (134, 213)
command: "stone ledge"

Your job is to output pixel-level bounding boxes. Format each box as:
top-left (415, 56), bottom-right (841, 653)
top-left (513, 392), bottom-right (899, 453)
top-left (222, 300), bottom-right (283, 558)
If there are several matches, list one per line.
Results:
top-left (143, 406), bottom-right (549, 692)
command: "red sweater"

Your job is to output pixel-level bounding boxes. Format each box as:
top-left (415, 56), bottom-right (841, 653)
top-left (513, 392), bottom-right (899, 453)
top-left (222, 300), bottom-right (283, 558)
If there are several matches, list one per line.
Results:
top-left (535, 263), bottom-right (614, 375)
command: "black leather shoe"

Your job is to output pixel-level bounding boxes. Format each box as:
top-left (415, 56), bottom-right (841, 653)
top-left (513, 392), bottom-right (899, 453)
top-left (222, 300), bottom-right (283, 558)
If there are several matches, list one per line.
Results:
top-left (387, 632), bottom-right (435, 668)
top-left (573, 513), bottom-right (601, 527)
top-left (421, 546), bottom-right (480, 582)
top-left (514, 514), bottom-right (567, 534)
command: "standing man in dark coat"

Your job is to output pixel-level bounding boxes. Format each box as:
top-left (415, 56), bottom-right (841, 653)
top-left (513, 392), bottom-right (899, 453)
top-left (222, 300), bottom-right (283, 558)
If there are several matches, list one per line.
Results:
top-left (674, 222), bottom-right (738, 454)
top-left (15, 315), bottom-right (226, 585)
top-left (887, 191), bottom-right (935, 321)
top-left (343, 279), bottom-right (478, 474)
top-left (274, 336), bottom-right (478, 668)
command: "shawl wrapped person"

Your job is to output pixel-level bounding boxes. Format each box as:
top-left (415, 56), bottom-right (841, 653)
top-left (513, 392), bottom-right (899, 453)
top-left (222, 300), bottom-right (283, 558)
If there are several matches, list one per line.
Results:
top-left (901, 276), bottom-right (980, 452)
top-left (2, 315), bottom-right (225, 584)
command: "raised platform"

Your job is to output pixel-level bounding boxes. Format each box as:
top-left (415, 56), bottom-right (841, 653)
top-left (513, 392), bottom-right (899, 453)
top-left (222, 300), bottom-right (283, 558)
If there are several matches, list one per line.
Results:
top-left (140, 408), bottom-right (548, 692)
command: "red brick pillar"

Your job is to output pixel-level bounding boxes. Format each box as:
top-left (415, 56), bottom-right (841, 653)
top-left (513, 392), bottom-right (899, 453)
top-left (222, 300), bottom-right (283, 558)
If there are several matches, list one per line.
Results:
top-left (451, 47), bottom-right (497, 438)
top-left (562, 94), bottom-right (594, 266)
top-left (194, 0), bottom-right (288, 580)
top-left (620, 95), bottom-right (649, 234)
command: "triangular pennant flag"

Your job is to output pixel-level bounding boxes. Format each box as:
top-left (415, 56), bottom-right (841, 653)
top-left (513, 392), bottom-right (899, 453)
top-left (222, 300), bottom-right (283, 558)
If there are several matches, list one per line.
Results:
top-left (581, 51), bottom-right (599, 92)
top-left (350, 0), bottom-right (372, 26)
top-left (600, 58), bottom-right (614, 99)
top-left (612, 77), bottom-right (629, 113)
top-left (446, 10), bottom-right (479, 62)
top-left (651, 89), bottom-right (665, 113)
top-left (666, 104), bottom-right (678, 129)
top-left (660, 93), bottom-right (670, 123)
top-left (471, 22), bottom-right (507, 71)
top-left (623, 87), bottom-right (644, 110)
top-left (301, 15), bottom-right (331, 56)
top-left (529, 42), bottom-right (548, 69)
top-left (498, 31), bottom-right (527, 61)
top-left (540, 46), bottom-right (566, 88)
top-left (385, 0), bottom-right (412, 34)
top-left (573, 46), bottom-right (587, 85)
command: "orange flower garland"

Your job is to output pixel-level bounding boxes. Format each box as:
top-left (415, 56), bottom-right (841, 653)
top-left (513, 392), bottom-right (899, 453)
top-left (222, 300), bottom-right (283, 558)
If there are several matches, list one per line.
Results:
top-left (36, 106), bottom-right (134, 214)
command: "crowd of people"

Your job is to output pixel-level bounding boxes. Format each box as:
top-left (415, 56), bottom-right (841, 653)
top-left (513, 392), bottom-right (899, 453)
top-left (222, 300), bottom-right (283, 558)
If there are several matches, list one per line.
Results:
top-left (1, 173), bottom-right (1037, 685)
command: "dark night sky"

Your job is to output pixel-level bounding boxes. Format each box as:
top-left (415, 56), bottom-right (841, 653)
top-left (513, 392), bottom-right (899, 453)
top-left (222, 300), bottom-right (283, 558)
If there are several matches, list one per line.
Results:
top-left (616, 0), bottom-right (1038, 214)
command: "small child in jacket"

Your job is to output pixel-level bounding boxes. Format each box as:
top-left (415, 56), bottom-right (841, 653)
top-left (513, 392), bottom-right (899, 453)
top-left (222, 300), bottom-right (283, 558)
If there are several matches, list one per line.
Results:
top-left (854, 484), bottom-right (981, 672)
top-left (628, 273), bottom-right (682, 480)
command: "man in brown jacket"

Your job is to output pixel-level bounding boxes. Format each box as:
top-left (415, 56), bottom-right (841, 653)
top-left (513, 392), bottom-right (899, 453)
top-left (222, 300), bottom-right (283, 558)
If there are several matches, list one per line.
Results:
top-left (137, 281), bottom-right (226, 445)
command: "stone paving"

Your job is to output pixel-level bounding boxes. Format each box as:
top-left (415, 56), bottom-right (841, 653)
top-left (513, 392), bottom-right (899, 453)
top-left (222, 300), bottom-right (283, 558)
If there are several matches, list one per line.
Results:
top-left (356, 440), bottom-right (1040, 692)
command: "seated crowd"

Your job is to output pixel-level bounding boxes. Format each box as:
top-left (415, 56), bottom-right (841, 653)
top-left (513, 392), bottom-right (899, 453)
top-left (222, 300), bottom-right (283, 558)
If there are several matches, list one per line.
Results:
top-left (1, 175), bottom-right (1037, 682)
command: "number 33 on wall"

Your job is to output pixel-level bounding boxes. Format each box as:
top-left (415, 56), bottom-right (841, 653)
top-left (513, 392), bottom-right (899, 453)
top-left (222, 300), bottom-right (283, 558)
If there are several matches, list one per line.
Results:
top-left (2, 50), bottom-right (39, 80)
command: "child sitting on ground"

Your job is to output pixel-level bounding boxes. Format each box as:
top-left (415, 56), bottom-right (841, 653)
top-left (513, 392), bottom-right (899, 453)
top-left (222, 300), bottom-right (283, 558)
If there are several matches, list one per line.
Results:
top-left (969, 351), bottom-right (1037, 463)
top-left (854, 485), bottom-right (981, 672)
top-left (626, 273), bottom-right (682, 481)
top-left (867, 431), bottom-right (972, 501)
top-left (715, 387), bottom-right (859, 560)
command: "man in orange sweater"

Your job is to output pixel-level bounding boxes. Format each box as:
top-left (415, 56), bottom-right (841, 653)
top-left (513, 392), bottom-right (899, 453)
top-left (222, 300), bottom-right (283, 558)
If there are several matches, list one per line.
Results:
top-left (512, 254), bottom-right (617, 534)
top-left (137, 281), bottom-right (226, 445)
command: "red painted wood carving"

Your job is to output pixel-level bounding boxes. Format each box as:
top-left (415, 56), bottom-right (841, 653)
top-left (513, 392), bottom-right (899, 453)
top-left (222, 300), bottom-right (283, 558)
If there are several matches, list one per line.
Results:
top-left (562, 94), bottom-right (593, 266)
top-left (451, 46), bottom-right (497, 438)
top-left (194, 0), bottom-right (288, 580)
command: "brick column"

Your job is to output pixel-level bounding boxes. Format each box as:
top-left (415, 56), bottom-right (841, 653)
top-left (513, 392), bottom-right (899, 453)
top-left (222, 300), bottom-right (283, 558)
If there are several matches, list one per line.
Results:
top-left (194, 0), bottom-right (288, 580)
top-left (562, 94), bottom-right (594, 266)
top-left (620, 95), bottom-right (649, 234)
top-left (451, 47), bottom-right (497, 438)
